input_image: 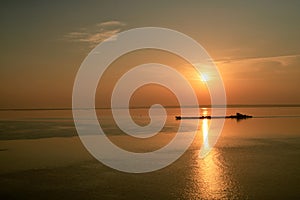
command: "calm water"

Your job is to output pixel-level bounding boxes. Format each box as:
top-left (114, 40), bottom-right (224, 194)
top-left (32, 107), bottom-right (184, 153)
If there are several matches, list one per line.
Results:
top-left (1, 106), bottom-right (300, 199)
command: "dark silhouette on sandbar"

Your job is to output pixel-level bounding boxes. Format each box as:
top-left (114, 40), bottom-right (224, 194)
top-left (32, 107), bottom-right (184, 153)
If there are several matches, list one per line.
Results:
top-left (175, 112), bottom-right (253, 121)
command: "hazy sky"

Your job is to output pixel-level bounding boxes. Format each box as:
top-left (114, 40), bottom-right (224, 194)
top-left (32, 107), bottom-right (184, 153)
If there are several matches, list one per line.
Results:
top-left (1, 0), bottom-right (300, 108)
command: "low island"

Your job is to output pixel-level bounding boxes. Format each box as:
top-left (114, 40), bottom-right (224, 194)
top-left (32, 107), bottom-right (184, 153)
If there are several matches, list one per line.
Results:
top-left (175, 112), bottom-right (253, 120)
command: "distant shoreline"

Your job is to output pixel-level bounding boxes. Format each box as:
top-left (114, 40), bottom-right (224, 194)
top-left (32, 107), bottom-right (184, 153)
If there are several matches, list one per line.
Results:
top-left (1, 104), bottom-right (300, 111)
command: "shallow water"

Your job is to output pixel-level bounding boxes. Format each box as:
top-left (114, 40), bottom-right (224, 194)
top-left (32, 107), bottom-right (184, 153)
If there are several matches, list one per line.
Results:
top-left (0, 106), bottom-right (300, 199)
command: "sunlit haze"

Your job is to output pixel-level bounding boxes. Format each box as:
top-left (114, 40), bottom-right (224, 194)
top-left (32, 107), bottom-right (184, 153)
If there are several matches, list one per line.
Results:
top-left (1, 1), bottom-right (300, 108)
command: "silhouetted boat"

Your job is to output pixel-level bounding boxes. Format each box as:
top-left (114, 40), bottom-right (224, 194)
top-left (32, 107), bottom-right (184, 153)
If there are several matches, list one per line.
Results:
top-left (175, 112), bottom-right (252, 120)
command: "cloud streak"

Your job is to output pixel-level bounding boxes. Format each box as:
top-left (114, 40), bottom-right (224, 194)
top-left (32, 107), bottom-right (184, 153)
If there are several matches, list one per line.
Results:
top-left (216, 54), bottom-right (300, 65)
top-left (217, 54), bottom-right (300, 81)
top-left (96, 20), bottom-right (126, 27)
top-left (65, 20), bottom-right (126, 47)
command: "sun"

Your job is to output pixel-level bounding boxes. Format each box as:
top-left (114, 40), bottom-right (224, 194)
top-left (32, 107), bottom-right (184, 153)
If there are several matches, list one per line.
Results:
top-left (200, 73), bottom-right (209, 82)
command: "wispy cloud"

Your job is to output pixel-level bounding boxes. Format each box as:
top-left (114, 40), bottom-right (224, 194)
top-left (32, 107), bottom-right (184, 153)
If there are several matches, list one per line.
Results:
top-left (96, 20), bottom-right (125, 27)
top-left (217, 54), bottom-right (300, 80)
top-left (216, 54), bottom-right (300, 65)
top-left (64, 20), bottom-right (126, 47)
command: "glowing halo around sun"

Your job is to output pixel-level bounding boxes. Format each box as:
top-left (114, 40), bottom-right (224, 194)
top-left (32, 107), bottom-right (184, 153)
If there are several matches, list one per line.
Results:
top-left (72, 27), bottom-right (226, 173)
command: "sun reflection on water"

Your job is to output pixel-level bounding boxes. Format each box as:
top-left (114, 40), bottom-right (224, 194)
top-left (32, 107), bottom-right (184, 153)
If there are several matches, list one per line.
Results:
top-left (202, 118), bottom-right (209, 150)
top-left (200, 116), bottom-right (227, 199)
top-left (200, 109), bottom-right (210, 157)
top-left (185, 113), bottom-right (239, 199)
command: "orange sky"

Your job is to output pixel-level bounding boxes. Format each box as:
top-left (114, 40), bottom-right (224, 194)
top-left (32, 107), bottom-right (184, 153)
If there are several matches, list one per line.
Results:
top-left (0, 1), bottom-right (300, 108)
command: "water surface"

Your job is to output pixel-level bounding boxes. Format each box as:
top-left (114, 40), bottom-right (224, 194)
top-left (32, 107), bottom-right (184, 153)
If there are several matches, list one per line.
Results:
top-left (0, 106), bottom-right (300, 199)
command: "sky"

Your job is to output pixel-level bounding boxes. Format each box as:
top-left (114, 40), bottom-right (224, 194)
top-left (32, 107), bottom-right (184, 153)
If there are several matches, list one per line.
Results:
top-left (0, 0), bottom-right (300, 108)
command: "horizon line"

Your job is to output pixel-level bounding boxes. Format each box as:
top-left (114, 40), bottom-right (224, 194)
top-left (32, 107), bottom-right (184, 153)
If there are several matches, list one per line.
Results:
top-left (1, 104), bottom-right (300, 111)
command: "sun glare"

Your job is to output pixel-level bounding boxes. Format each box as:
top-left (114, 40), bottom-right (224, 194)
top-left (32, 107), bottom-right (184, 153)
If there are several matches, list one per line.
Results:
top-left (200, 73), bottom-right (209, 82)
